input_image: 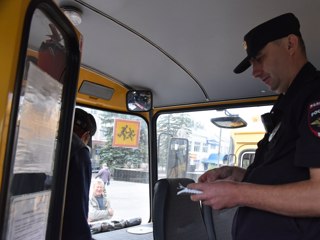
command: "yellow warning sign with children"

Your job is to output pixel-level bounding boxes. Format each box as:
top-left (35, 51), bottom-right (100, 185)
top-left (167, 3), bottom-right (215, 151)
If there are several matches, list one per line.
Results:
top-left (112, 119), bottom-right (140, 148)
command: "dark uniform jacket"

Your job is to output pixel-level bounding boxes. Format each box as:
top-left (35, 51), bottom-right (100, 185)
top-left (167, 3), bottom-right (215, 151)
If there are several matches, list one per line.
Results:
top-left (62, 133), bottom-right (92, 240)
top-left (232, 63), bottom-right (320, 240)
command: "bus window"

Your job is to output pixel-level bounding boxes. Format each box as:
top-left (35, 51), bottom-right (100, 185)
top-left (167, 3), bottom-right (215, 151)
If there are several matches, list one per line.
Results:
top-left (78, 106), bottom-right (150, 224)
top-left (239, 150), bottom-right (256, 169)
top-left (156, 105), bottom-right (272, 182)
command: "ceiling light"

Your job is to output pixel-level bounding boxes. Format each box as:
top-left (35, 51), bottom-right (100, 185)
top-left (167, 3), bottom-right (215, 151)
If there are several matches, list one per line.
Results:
top-left (61, 6), bottom-right (82, 26)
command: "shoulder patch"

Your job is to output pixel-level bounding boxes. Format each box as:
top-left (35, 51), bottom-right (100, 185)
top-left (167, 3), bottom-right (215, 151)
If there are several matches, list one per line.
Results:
top-left (308, 101), bottom-right (320, 138)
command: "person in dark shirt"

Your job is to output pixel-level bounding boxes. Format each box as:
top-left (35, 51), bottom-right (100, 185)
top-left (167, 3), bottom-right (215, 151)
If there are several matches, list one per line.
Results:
top-left (189, 13), bottom-right (320, 239)
top-left (62, 108), bottom-right (97, 240)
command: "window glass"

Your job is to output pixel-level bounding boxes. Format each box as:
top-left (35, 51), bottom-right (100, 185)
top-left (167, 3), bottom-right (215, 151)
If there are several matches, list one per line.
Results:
top-left (156, 105), bottom-right (272, 181)
top-left (240, 151), bottom-right (256, 169)
top-left (202, 143), bottom-right (208, 153)
top-left (194, 142), bottom-right (201, 152)
top-left (79, 106), bottom-right (150, 223)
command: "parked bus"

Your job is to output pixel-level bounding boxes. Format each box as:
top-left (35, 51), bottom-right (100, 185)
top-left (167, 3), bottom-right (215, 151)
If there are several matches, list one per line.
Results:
top-left (1, 0), bottom-right (319, 239)
top-left (230, 110), bottom-right (269, 169)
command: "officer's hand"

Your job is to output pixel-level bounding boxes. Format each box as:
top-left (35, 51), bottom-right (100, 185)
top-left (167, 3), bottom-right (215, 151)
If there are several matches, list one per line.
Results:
top-left (189, 181), bottom-right (240, 210)
top-left (198, 166), bottom-right (233, 183)
top-left (198, 166), bottom-right (246, 183)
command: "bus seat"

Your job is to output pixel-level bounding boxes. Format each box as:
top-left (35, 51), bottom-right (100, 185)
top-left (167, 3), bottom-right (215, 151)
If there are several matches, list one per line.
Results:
top-left (203, 205), bottom-right (238, 240)
top-left (152, 178), bottom-right (210, 240)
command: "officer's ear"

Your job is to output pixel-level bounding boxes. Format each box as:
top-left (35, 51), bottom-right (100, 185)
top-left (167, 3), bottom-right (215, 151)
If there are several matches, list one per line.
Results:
top-left (286, 34), bottom-right (299, 55)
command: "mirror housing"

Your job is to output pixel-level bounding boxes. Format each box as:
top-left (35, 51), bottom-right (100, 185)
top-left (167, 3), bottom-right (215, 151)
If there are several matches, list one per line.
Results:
top-left (126, 90), bottom-right (152, 112)
top-left (211, 116), bottom-right (247, 129)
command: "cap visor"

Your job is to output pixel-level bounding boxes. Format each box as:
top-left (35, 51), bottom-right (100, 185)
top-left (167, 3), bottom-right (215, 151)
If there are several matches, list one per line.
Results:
top-left (233, 56), bottom-right (251, 74)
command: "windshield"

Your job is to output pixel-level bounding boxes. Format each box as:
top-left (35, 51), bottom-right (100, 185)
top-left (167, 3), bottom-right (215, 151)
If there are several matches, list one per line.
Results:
top-left (156, 105), bottom-right (272, 181)
top-left (78, 106), bottom-right (150, 224)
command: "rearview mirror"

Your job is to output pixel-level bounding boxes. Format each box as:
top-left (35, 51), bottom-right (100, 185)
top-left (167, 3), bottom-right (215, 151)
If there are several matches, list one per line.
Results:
top-left (211, 116), bottom-right (247, 129)
top-left (126, 90), bottom-right (152, 112)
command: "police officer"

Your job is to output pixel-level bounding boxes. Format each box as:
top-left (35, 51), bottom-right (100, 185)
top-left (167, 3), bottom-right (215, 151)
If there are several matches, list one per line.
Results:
top-left (189, 13), bottom-right (320, 239)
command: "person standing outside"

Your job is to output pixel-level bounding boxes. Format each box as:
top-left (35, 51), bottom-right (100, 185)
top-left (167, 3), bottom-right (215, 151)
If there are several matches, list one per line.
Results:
top-left (96, 163), bottom-right (111, 186)
top-left (88, 178), bottom-right (114, 222)
top-left (189, 13), bottom-right (320, 239)
top-left (62, 108), bottom-right (97, 240)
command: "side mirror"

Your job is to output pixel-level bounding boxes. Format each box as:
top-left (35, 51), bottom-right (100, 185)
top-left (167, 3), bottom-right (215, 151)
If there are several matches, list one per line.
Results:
top-left (126, 90), bottom-right (152, 112)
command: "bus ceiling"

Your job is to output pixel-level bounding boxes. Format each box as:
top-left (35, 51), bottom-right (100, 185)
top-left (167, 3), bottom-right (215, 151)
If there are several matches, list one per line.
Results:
top-left (54, 1), bottom-right (320, 108)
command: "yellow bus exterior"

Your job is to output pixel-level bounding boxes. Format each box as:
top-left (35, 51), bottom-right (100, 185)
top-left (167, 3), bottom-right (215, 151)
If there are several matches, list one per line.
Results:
top-left (0, 1), bottom-right (31, 185)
